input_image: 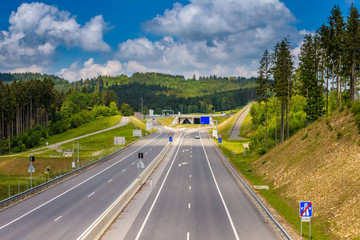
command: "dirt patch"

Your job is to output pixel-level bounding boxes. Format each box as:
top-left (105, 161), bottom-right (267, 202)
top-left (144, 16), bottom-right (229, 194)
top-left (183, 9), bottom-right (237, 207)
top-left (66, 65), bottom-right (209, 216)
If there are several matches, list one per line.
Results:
top-left (252, 109), bottom-right (360, 239)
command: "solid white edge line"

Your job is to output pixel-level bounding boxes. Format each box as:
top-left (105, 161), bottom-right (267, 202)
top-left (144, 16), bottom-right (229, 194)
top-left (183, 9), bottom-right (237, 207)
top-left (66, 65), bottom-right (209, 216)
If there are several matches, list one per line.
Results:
top-left (187, 231), bottom-right (190, 240)
top-left (200, 134), bottom-right (241, 240)
top-left (0, 129), bottom-right (164, 231)
top-left (135, 132), bottom-right (186, 240)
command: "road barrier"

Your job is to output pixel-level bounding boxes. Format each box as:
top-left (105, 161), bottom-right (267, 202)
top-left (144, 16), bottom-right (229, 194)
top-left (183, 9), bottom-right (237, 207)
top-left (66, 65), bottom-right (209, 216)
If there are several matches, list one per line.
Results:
top-left (78, 140), bottom-right (173, 240)
top-left (0, 131), bottom-right (158, 209)
top-left (210, 135), bottom-right (293, 240)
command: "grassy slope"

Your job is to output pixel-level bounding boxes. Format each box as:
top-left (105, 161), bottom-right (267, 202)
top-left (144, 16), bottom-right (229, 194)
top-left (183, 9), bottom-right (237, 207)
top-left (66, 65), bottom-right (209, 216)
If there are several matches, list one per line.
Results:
top-left (249, 108), bottom-right (360, 239)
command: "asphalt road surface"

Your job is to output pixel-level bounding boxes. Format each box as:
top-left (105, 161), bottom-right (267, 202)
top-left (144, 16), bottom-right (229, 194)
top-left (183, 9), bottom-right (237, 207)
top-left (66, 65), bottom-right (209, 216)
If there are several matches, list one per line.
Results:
top-left (0, 124), bottom-right (171, 240)
top-left (124, 130), bottom-right (282, 240)
top-left (229, 104), bottom-right (252, 140)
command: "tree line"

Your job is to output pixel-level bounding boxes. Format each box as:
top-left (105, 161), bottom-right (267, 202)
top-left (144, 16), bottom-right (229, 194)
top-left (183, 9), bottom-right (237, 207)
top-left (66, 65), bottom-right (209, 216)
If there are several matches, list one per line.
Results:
top-left (253, 4), bottom-right (360, 152)
top-left (0, 71), bottom-right (257, 154)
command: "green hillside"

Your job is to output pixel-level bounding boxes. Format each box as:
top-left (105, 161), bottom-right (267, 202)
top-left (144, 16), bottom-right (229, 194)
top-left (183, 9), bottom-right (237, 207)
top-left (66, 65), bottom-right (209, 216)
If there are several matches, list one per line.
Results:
top-left (245, 108), bottom-right (360, 239)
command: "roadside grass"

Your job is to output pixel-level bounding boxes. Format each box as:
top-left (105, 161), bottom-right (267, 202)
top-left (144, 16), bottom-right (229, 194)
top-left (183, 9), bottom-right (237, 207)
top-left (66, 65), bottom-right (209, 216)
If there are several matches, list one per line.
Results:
top-left (156, 117), bottom-right (174, 126)
top-left (211, 116), bottom-right (229, 125)
top-left (239, 113), bottom-right (252, 138)
top-left (39, 115), bottom-right (122, 149)
top-left (0, 120), bottom-right (151, 201)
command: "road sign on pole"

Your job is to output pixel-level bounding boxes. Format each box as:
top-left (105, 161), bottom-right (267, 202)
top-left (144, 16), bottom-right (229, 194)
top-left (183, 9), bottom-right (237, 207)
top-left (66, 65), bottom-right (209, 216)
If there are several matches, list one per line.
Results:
top-left (218, 138), bottom-right (222, 143)
top-left (300, 201), bottom-right (313, 217)
top-left (300, 201), bottom-right (313, 238)
top-left (200, 116), bottom-right (210, 124)
top-left (137, 159), bottom-right (145, 177)
top-left (169, 136), bottom-right (173, 142)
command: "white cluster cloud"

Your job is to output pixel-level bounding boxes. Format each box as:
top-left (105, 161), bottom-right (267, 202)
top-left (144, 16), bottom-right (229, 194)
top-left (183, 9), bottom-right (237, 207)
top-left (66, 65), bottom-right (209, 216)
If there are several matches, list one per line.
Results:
top-left (0, 2), bottom-right (109, 71)
top-left (113, 0), bottom-right (301, 78)
top-left (2, 0), bottom-right (305, 80)
top-left (58, 58), bottom-right (123, 81)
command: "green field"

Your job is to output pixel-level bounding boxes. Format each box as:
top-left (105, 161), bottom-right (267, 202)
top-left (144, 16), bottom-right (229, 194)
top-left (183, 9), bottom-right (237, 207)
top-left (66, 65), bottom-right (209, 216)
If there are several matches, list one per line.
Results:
top-left (0, 118), bottom-right (151, 201)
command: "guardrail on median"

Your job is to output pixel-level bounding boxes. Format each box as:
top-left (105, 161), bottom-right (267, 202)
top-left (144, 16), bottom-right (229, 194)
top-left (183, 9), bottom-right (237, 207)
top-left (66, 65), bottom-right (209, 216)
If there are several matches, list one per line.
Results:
top-left (78, 141), bottom-right (173, 240)
top-left (209, 135), bottom-right (292, 240)
top-left (0, 131), bottom-right (158, 209)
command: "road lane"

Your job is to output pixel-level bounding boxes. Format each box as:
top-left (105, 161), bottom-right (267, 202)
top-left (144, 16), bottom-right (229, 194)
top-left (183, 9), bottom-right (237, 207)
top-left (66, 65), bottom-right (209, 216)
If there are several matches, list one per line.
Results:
top-left (0, 126), bottom-right (173, 240)
top-left (125, 129), bottom-right (281, 240)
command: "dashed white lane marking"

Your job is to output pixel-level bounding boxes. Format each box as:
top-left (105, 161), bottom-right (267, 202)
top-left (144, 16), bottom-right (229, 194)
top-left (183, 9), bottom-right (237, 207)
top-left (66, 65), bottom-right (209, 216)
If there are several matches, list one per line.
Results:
top-left (190, 174), bottom-right (192, 178)
top-left (189, 186), bottom-right (191, 190)
top-left (188, 203), bottom-right (191, 209)
top-left (108, 179), bottom-right (112, 183)
top-left (54, 216), bottom-right (62, 222)
top-left (132, 162), bottom-right (135, 165)
top-left (187, 232), bottom-right (190, 240)
top-left (88, 192), bottom-right (95, 197)
top-left (122, 169), bottom-right (126, 173)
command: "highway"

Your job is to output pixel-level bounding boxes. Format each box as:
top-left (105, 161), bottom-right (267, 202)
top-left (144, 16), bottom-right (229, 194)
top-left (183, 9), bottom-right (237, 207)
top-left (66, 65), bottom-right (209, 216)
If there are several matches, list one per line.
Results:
top-left (123, 130), bottom-right (282, 240)
top-left (0, 124), bottom-right (172, 240)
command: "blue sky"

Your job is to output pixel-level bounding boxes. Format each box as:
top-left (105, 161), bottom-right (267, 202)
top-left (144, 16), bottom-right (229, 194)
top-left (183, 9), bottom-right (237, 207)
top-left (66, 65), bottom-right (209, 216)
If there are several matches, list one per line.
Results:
top-left (0, 0), bottom-right (357, 81)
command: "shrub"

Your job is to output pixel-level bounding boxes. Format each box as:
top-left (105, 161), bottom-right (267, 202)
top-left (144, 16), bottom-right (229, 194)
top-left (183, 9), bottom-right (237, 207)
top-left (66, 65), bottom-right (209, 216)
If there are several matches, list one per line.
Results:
top-left (337, 132), bottom-right (342, 139)
top-left (351, 101), bottom-right (360, 115)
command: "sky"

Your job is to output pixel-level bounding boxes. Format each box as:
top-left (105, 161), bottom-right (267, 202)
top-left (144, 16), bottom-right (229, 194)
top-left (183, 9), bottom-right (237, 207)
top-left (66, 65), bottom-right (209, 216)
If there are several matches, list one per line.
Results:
top-left (0, 0), bottom-right (358, 81)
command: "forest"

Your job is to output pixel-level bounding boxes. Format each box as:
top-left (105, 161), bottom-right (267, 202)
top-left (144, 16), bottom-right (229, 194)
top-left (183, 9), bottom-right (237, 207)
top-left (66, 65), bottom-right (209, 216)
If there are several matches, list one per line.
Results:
top-left (251, 4), bottom-right (360, 153)
top-left (0, 72), bottom-right (257, 155)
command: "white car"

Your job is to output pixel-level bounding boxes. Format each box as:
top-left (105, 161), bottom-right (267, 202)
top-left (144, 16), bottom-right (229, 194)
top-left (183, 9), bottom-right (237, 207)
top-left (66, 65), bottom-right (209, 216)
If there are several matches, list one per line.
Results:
top-left (195, 135), bottom-right (200, 139)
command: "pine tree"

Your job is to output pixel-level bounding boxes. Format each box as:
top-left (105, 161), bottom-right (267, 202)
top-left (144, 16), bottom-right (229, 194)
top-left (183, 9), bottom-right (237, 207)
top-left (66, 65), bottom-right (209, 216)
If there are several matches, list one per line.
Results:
top-left (328, 5), bottom-right (345, 107)
top-left (345, 4), bottom-right (360, 101)
top-left (272, 38), bottom-right (293, 143)
top-left (256, 50), bottom-right (271, 149)
top-left (298, 34), bottom-right (325, 123)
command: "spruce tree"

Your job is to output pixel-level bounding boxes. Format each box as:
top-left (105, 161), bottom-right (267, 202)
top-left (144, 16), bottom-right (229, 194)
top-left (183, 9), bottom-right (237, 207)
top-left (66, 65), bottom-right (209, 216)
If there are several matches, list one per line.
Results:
top-left (256, 50), bottom-right (271, 149)
top-left (272, 38), bottom-right (293, 143)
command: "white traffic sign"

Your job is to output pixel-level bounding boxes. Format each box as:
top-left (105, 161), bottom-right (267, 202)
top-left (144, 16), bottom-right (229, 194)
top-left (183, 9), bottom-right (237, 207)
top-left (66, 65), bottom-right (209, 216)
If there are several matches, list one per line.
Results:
top-left (137, 160), bottom-right (145, 169)
top-left (301, 217), bottom-right (311, 222)
top-left (28, 163), bottom-right (35, 173)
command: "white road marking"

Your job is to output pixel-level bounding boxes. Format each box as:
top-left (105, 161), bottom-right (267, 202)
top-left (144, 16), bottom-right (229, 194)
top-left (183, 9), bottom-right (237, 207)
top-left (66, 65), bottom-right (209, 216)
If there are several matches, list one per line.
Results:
top-left (0, 128), bottom-right (164, 231)
top-left (135, 133), bottom-right (186, 240)
top-left (189, 186), bottom-right (191, 190)
top-left (178, 162), bottom-right (189, 167)
top-left (88, 192), bottom-right (95, 197)
top-left (199, 135), bottom-right (241, 240)
top-left (108, 179), bottom-right (112, 183)
top-left (131, 162), bottom-right (135, 165)
top-left (54, 216), bottom-right (62, 222)
top-left (188, 203), bottom-right (191, 209)
top-left (190, 174), bottom-right (192, 178)
top-left (122, 169), bottom-right (126, 173)
top-left (187, 232), bottom-right (190, 240)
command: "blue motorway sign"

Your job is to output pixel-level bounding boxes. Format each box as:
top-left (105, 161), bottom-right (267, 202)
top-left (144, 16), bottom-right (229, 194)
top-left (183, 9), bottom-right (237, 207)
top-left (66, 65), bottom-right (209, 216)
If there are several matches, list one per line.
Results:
top-left (169, 136), bottom-right (173, 142)
top-left (299, 201), bottom-right (313, 217)
top-left (218, 138), bottom-right (222, 143)
top-left (200, 116), bottom-right (210, 125)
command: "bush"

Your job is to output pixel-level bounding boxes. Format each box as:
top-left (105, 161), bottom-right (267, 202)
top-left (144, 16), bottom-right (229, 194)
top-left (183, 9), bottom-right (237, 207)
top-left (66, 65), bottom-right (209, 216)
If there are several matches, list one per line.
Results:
top-left (351, 101), bottom-right (360, 115)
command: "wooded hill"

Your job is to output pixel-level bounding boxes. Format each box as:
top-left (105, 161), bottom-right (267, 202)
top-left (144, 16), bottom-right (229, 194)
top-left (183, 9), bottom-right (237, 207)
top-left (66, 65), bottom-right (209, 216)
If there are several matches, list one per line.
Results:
top-left (0, 72), bottom-right (256, 154)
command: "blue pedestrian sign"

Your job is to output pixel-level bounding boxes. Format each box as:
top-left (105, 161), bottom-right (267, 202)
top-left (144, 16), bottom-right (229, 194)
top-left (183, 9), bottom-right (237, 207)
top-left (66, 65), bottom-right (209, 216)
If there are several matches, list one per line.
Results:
top-left (218, 138), bottom-right (222, 143)
top-left (200, 116), bottom-right (210, 125)
top-left (300, 201), bottom-right (313, 217)
top-left (169, 136), bottom-right (173, 142)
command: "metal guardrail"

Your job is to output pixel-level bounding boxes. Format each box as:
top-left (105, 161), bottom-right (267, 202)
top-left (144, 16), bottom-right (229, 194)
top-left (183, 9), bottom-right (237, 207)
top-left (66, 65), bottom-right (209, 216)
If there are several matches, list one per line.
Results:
top-left (210, 136), bottom-right (292, 240)
top-left (0, 131), bottom-right (158, 209)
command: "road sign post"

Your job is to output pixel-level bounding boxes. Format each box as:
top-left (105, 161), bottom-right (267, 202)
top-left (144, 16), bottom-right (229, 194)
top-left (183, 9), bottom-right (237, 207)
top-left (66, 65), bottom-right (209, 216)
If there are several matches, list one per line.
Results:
top-left (300, 201), bottom-right (313, 238)
top-left (28, 157), bottom-right (35, 188)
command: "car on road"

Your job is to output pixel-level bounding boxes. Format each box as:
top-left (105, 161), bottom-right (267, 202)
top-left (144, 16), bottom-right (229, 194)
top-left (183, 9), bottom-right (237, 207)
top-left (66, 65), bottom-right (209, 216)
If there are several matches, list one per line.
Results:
top-left (195, 135), bottom-right (200, 139)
